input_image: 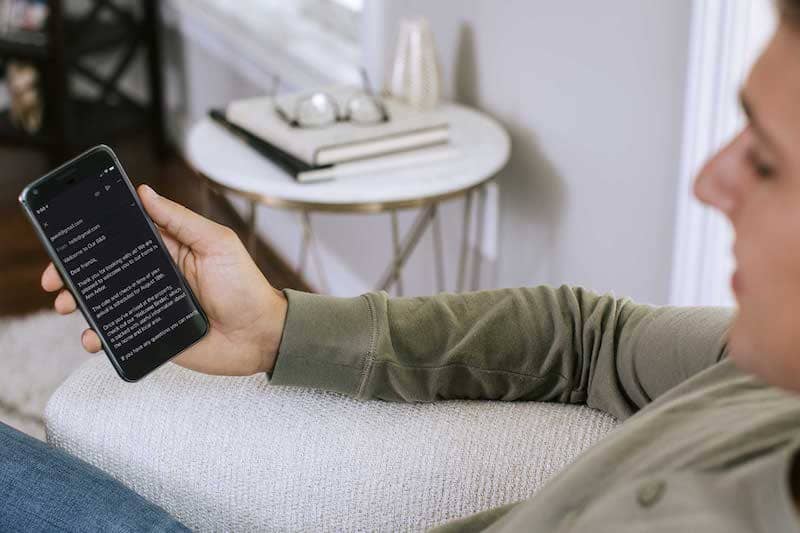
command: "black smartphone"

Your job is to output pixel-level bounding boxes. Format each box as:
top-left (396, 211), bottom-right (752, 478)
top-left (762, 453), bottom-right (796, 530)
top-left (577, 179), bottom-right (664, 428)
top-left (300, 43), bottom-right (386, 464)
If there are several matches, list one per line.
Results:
top-left (18, 145), bottom-right (209, 382)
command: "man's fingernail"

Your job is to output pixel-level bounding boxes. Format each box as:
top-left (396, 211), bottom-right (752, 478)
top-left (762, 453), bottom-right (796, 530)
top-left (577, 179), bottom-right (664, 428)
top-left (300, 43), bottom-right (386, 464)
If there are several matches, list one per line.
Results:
top-left (142, 184), bottom-right (158, 198)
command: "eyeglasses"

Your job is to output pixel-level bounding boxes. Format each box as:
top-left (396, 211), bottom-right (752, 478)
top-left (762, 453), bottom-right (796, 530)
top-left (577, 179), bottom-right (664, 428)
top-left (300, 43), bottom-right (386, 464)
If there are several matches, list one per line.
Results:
top-left (274, 68), bottom-right (390, 128)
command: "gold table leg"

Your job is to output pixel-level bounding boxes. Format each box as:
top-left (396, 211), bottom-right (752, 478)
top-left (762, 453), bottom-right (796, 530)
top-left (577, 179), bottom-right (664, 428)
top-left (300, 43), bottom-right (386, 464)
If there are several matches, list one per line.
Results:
top-left (431, 204), bottom-right (445, 294)
top-left (377, 204), bottom-right (437, 292)
top-left (390, 210), bottom-right (404, 296)
top-left (472, 184), bottom-right (487, 291)
top-left (297, 210), bottom-right (311, 277)
top-left (457, 191), bottom-right (474, 292)
top-left (296, 211), bottom-right (330, 294)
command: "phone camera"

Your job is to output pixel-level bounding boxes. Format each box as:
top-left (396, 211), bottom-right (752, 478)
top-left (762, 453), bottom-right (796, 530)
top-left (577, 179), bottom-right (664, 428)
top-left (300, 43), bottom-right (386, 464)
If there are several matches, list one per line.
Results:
top-left (32, 189), bottom-right (39, 195)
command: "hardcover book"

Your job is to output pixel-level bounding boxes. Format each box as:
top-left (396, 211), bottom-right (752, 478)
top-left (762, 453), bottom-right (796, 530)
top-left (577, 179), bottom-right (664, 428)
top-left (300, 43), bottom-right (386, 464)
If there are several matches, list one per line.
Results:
top-left (225, 86), bottom-right (450, 167)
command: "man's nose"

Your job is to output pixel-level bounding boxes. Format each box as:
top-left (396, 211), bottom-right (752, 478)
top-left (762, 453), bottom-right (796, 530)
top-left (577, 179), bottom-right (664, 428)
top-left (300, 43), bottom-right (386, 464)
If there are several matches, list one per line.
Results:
top-left (693, 129), bottom-right (748, 218)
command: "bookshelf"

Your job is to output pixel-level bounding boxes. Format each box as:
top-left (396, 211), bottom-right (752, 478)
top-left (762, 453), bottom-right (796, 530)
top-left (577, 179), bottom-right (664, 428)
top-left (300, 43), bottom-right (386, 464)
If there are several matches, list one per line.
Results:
top-left (0, 0), bottom-right (165, 165)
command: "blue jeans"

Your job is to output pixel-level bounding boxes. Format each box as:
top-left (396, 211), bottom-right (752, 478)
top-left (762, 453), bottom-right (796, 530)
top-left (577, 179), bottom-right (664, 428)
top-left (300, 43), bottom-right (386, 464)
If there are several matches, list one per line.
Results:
top-left (0, 422), bottom-right (190, 532)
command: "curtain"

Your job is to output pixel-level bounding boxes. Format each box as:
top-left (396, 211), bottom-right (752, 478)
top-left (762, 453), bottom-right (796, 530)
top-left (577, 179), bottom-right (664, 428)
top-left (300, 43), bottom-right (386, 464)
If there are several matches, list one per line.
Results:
top-left (669, 0), bottom-right (775, 306)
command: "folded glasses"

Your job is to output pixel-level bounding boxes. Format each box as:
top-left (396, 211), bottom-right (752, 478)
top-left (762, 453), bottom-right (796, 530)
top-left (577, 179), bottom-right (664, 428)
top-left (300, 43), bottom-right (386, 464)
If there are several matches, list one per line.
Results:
top-left (274, 68), bottom-right (390, 129)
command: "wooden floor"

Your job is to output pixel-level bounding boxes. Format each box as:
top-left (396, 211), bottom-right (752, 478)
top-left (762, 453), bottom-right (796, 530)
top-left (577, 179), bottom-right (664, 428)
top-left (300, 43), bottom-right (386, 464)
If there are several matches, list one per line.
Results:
top-left (0, 135), bottom-right (312, 318)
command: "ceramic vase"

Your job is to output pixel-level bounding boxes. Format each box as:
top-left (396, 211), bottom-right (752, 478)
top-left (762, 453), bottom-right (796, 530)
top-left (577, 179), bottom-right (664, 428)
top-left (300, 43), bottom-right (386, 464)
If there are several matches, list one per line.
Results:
top-left (386, 18), bottom-right (442, 110)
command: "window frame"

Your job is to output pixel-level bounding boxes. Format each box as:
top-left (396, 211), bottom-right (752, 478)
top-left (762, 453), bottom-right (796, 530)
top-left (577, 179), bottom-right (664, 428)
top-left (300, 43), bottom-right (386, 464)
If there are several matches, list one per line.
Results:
top-left (163, 0), bottom-right (369, 89)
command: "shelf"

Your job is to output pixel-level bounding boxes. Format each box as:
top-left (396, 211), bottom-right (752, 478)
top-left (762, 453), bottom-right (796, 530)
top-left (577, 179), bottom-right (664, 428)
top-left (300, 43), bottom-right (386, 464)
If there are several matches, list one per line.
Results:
top-left (65, 18), bottom-right (134, 58)
top-left (0, 18), bottom-right (133, 62)
top-left (0, 1), bottom-right (165, 162)
top-left (0, 31), bottom-right (47, 61)
top-left (0, 108), bottom-right (51, 146)
top-left (0, 98), bottom-right (148, 149)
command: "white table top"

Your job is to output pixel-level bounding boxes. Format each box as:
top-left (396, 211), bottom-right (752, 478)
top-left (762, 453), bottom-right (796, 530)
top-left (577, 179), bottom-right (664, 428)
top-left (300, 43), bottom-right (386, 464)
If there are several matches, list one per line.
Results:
top-left (186, 102), bottom-right (510, 212)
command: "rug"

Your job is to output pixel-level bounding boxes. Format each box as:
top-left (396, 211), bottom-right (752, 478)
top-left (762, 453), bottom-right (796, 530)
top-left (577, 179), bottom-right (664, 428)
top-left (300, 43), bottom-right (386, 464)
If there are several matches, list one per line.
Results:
top-left (0, 310), bottom-right (93, 440)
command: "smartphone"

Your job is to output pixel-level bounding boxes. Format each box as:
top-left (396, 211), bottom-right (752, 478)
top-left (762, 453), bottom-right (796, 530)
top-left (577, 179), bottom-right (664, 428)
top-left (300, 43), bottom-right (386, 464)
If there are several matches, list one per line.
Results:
top-left (18, 145), bottom-right (209, 382)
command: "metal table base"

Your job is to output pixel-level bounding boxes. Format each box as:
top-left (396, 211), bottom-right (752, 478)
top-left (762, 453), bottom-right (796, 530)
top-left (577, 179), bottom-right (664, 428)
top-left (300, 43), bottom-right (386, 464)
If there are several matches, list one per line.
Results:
top-left (206, 180), bottom-right (492, 296)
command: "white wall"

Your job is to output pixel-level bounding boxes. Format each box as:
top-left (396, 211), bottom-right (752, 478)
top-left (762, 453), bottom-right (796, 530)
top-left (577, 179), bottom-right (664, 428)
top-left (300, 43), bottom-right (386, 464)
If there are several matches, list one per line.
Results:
top-left (160, 0), bottom-right (692, 304)
top-left (377, 0), bottom-right (692, 304)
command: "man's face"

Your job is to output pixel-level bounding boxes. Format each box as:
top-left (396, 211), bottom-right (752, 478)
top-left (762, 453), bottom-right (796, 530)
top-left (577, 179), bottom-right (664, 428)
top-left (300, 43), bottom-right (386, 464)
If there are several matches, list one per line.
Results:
top-left (695, 21), bottom-right (800, 391)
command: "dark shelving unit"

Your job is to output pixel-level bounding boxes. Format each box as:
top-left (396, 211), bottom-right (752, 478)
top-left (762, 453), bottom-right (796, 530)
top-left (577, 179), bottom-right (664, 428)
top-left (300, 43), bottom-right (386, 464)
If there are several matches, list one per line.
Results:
top-left (0, 0), bottom-right (166, 165)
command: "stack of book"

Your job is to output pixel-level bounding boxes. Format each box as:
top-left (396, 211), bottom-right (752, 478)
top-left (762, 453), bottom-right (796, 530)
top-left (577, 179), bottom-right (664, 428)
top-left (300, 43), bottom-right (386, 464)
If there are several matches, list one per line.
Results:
top-left (210, 86), bottom-right (456, 183)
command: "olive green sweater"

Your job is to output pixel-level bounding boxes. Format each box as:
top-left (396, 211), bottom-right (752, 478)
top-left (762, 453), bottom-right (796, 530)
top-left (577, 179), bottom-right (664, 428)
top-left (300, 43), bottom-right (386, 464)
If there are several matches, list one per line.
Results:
top-left (268, 285), bottom-right (800, 532)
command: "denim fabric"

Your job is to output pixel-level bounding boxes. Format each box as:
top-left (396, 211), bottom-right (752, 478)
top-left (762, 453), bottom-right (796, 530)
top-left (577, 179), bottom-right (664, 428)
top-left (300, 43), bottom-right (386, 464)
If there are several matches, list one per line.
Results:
top-left (0, 422), bottom-right (189, 532)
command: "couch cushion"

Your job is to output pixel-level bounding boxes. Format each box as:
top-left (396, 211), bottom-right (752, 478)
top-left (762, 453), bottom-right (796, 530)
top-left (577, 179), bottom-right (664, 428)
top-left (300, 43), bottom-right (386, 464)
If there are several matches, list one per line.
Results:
top-left (45, 357), bottom-right (617, 532)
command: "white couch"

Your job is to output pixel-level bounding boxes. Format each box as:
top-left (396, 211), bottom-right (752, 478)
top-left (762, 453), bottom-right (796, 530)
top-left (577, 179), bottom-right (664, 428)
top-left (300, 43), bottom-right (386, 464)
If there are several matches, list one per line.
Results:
top-left (44, 357), bottom-right (618, 532)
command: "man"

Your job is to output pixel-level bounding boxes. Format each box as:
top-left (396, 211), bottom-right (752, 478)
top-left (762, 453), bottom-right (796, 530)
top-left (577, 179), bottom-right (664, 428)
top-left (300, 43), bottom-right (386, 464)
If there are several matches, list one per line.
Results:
top-left (7, 0), bottom-right (800, 530)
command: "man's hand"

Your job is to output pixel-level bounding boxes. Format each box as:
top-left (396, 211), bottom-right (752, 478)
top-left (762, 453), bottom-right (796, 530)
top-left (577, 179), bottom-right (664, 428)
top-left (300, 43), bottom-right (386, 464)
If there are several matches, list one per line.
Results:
top-left (41, 184), bottom-right (288, 376)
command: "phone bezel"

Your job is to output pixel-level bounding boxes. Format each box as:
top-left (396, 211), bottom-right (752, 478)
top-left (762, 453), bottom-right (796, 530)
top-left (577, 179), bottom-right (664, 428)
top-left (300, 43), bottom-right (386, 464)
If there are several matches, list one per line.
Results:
top-left (18, 144), bottom-right (209, 382)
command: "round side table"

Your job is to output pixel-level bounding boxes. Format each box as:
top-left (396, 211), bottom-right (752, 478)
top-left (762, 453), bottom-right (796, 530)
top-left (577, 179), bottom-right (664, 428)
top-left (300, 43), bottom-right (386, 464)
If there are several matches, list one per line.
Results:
top-left (186, 102), bottom-right (510, 295)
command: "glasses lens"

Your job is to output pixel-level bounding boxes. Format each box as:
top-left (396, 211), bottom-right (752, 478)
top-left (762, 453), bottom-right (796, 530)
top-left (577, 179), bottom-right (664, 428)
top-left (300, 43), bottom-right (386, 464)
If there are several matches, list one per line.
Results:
top-left (296, 93), bottom-right (338, 128)
top-left (347, 95), bottom-right (385, 124)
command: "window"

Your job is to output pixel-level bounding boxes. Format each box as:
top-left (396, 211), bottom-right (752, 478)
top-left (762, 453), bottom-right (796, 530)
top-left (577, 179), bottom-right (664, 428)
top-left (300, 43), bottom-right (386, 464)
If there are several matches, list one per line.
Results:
top-left (194, 0), bottom-right (363, 46)
top-left (184, 0), bottom-right (364, 86)
top-left (670, 0), bottom-right (776, 306)
top-left (300, 0), bottom-right (364, 44)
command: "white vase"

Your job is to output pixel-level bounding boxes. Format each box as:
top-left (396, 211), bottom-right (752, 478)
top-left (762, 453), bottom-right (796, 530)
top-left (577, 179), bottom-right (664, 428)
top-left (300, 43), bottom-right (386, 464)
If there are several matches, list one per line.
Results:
top-left (386, 18), bottom-right (442, 110)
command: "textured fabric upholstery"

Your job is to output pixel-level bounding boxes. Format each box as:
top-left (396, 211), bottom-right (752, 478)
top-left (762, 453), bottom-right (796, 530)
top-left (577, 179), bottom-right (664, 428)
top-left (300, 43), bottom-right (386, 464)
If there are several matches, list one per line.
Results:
top-left (45, 356), bottom-right (618, 532)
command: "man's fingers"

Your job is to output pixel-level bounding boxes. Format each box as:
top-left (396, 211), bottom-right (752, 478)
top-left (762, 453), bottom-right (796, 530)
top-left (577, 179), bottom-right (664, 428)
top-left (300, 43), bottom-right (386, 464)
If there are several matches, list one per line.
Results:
top-left (54, 289), bottom-right (77, 314)
top-left (41, 262), bottom-right (64, 292)
top-left (138, 184), bottom-right (227, 253)
top-left (81, 329), bottom-right (102, 353)
top-left (158, 229), bottom-right (181, 264)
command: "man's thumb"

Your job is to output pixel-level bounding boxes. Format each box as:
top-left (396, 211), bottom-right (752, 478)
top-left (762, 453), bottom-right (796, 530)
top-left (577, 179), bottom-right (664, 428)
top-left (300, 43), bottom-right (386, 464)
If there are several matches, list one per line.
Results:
top-left (138, 184), bottom-right (226, 252)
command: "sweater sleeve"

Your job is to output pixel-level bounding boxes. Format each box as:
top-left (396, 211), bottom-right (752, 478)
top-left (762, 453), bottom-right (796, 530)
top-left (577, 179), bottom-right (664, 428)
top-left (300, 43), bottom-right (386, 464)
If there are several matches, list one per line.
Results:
top-left (268, 285), bottom-right (734, 420)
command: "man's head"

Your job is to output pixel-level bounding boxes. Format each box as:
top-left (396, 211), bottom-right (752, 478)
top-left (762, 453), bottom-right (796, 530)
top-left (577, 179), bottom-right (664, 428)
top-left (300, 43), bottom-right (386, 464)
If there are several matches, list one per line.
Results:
top-left (694, 1), bottom-right (800, 391)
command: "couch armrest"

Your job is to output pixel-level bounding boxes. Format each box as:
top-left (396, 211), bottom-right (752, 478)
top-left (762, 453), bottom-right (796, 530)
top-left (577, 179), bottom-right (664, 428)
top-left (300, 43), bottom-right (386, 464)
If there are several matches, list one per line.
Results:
top-left (44, 357), bottom-right (617, 532)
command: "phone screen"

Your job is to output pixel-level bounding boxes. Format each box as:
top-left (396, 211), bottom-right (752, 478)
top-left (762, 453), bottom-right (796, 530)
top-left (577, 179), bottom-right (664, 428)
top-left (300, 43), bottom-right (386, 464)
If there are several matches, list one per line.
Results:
top-left (22, 147), bottom-right (208, 381)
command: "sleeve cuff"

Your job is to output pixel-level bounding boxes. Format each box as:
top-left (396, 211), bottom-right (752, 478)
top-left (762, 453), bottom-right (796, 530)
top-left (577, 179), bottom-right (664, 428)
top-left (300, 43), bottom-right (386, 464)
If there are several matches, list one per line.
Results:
top-left (267, 288), bottom-right (376, 398)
